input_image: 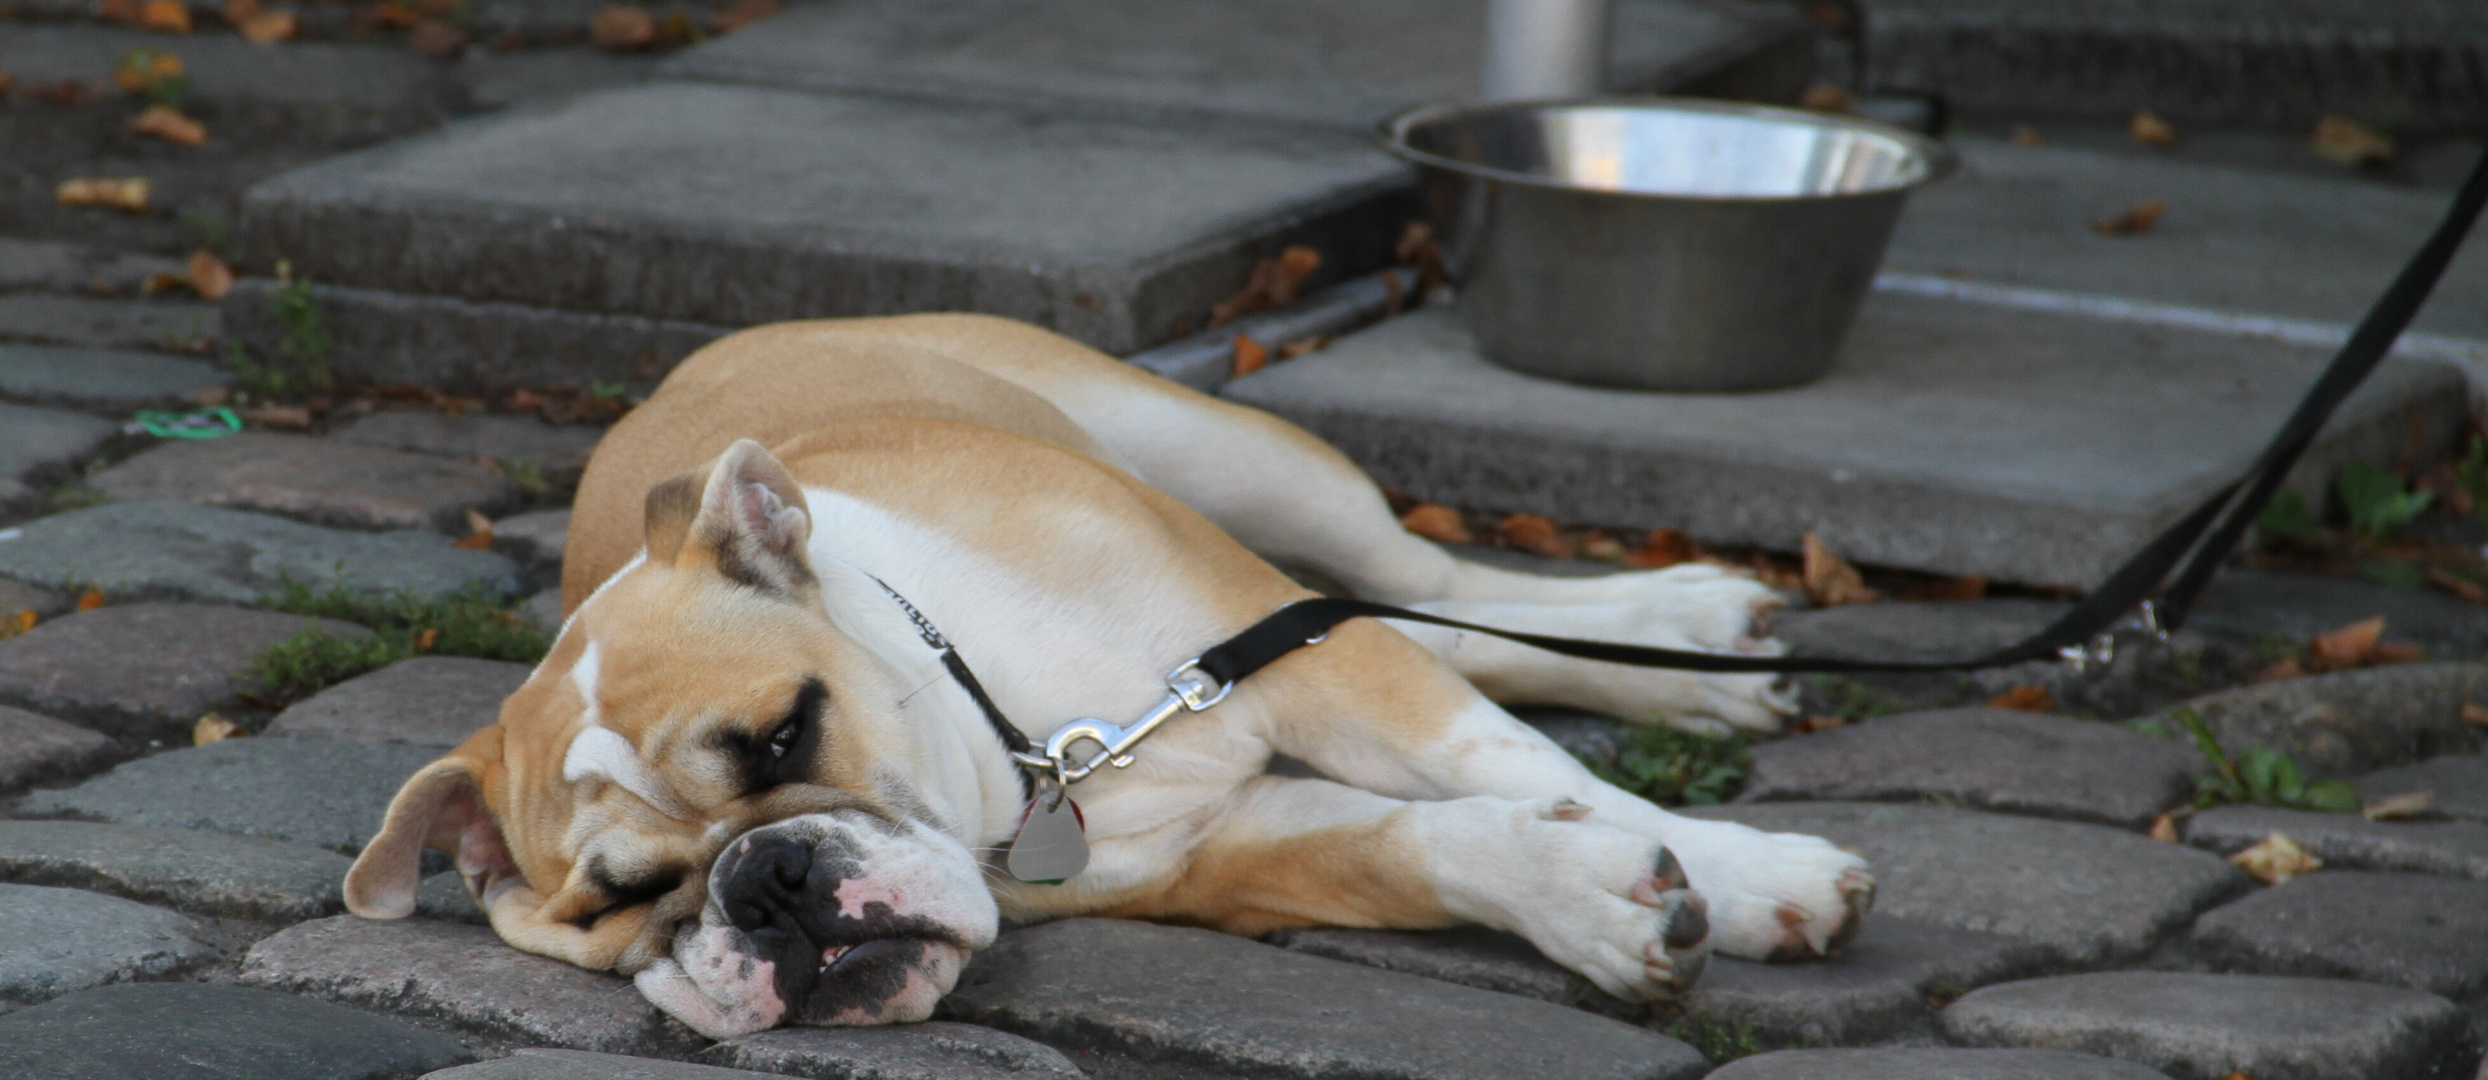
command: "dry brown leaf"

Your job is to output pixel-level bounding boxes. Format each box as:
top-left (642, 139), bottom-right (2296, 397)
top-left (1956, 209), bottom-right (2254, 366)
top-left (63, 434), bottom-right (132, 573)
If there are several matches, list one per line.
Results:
top-left (2310, 114), bottom-right (2395, 168)
top-left (222, 0), bottom-right (262, 22)
top-left (57, 176), bottom-right (150, 213)
top-left (2463, 702), bottom-right (2488, 729)
top-left (2427, 565), bottom-right (2488, 604)
top-left (129, 104), bottom-right (207, 146)
top-left (2307, 615), bottom-right (2385, 671)
top-left (407, 17), bottom-right (466, 56)
top-left (193, 712), bottom-right (239, 745)
top-left (185, 249), bottom-right (232, 299)
top-left (2230, 832), bottom-right (2321, 885)
top-left (76, 590), bottom-right (105, 612)
top-left (2128, 109), bottom-right (2177, 146)
top-left (451, 529), bottom-right (494, 551)
top-left (1579, 531), bottom-right (1627, 563)
top-left (100, 0), bottom-right (143, 26)
top-left (1393, 222), bottom-right (1447, 297)
top-left (1798, 83), bottom-right (1850, 114)
top-left (0, 71), bottom-right (13, 95)
top-left (2008, 125), bottom-right (2044, 147)
top-left (139, 0), bottom-right (193, 31)
top-left (240, 403), bottom-right (311, 427)
top-left (1208, 246), bottom-right (1322, 328)
top-left (1400, 503), bottom-right (1472, 545)
top-left (1230, 334), bottom-right (1269, 378)
top-left (1792, 714), bottom-right (1846, 735)
top-left (2148, 813), bottom-right (2180, 843)
top-left (1903, 574), bottom-right (1987, 602)
top-left (2362, 790), bottom-right (2431, 821)
top-left (413, 627), bottom-right (440, 651)
top-left (1986, 685), bottom-right (2056, 712)
top-left (2254, 657), bottom-right (2304, 683)
top-left (1801, 531), bottom-right (1879, 607)
top-left (1625, 527), bottom-right (1697, 570)
top-left (0, 610), bottom-right (35, 641)
top-left (708, 0), bottom-right (778, 31)
top-left (2091, 199), bottom-right (2167, 237)
top-left (591, 5), bottom-right (656, 50)
top-left (1498, 513), bottom-right (1575, 560)
top-left (239, 8), bottom-right (297, 41)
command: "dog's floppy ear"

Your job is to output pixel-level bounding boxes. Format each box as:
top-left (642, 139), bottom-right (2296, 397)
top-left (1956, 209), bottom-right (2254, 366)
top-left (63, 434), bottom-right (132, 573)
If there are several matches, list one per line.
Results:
top-left (653, 438), bottom-right (814, 596)
top-left (345, 741), bottom-right (519, 919)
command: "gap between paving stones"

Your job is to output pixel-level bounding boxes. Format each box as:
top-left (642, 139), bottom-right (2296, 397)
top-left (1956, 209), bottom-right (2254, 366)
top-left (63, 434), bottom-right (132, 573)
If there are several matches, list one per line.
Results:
top-left (0, 819), bottom-right (350, 923)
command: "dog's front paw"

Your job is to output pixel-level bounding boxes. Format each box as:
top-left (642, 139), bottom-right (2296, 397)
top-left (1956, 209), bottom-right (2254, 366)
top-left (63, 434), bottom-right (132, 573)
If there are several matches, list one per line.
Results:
top-left (1660, 818), bottom-right (1871, 961)
top-left (1500, 809), bottom-right (1715, 1003)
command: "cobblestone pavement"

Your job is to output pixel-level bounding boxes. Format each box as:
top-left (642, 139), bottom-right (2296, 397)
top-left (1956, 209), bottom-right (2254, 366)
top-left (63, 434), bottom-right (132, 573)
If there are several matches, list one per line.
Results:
top-left (6, 4), bottom-right (2488, 1080)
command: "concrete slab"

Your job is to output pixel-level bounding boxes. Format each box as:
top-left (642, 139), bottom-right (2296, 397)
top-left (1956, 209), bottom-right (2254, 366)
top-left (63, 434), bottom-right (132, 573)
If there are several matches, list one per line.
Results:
top-left (1861, 0), bottom-right (2488, 134)
top-left (663, 0), bottom-right (1811, 131)
top-left (1884, 139), bottom-right (2488, 344)
top-left (241, 81), bottom-right (1415, 356)
top-left (1221, 297), bottom-right (2465, 586)
top-left (0, 345), bottom-right (228, 412)
top-left (0, 23), bottom-right (447, 141)
top-left (0, 295), bottom-right (219, 352)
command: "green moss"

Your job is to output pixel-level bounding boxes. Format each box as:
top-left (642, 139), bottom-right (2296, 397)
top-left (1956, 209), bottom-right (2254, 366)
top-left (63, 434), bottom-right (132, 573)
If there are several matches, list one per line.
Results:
top-left (1666, 1015), bottom-right (1781, 1063)
top-left (2171, 707), bottom-right (2359, 813)
top-left (241, 579), bottom-right (549, 708)
top-left (1583, 725), bottom-right (1748, 806)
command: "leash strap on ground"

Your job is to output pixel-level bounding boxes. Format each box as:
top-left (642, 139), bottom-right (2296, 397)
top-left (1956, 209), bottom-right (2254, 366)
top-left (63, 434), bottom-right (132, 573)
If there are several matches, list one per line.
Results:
top-left (1205, 144), bottom-right (2488, 679)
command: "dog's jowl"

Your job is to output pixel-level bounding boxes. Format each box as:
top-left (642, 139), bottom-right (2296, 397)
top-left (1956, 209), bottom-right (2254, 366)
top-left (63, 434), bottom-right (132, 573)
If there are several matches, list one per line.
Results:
top-left (345, 314), bottom-right (1872, 1038)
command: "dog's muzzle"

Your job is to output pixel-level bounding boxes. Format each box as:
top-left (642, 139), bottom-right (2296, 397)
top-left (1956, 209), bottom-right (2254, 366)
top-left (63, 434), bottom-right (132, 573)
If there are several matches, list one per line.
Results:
top-left (635, 810), bottom-right (996, 1037)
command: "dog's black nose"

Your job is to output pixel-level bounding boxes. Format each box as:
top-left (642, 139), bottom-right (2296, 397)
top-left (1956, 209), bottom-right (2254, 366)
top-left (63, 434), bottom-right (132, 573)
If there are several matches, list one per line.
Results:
top-left (722, 834), bottom-right (813, 935)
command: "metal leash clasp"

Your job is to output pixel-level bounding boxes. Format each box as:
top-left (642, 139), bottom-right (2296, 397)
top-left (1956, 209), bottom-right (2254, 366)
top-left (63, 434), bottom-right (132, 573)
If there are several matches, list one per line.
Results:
top-left (1024, 660), bottom-right (1235, 785)
top-left (2057, 600), bottom-right (2168, 673)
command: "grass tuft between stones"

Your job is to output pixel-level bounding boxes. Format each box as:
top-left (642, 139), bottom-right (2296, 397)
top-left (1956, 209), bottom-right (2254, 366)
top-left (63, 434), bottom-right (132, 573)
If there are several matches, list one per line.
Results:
top-left (242, 579), bottom-right (549, 710)
top-left (1665, 1014), bottom-right (1787, 1063)
top-left (1583, 726), bottom-right (1749, 806)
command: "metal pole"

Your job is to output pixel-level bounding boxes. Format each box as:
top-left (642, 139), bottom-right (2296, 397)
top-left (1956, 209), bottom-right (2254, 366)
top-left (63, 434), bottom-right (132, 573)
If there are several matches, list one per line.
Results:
top-left (1479, 0), bottom-right (1615, 101)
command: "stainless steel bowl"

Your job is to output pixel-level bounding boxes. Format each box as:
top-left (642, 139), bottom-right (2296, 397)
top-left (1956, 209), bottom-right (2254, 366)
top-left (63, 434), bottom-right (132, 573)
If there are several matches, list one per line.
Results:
top-left (1384, 98), bottom-right (1955, 391)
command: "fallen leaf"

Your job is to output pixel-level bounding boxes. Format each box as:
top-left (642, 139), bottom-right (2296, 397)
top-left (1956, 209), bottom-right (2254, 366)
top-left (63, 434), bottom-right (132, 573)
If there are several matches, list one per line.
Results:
top-left (413, 627), bottom-right (439, 651)
top-left (185, 249), bottom-right (232, 299)
top-left (1399, 503), bottom-right (1472, 544)
top-left (465, 508), bottom-right (493, 535)
top-left (2429, 565), bottom-right (2488, 604)
top-left (100, 0), bottom-right (142, 26)
top-left (2309, 114), bottom-right (2395, 168)
top-left (2128, 109), bottom-right (2177, 146)
top-left (222, 0), bottom-right (261, 22)
top-left (1625, 527), bottom-right (1697, 570)
top-left (1497, 513), bottom-right (1575, 560)
top-left (1230, 333), bottom-right (1269, 378)
top-left (2008, 125), bottom-right (2044, 147)
top-left (238, 8), bottom-right (297, 41)
top-left (240, 403), bottom-right (311, 427)
top-left (2149, 813), bottom-right (2180, 843)
top-left (128, 104), bottom-right (206, 145)
top-left (2362, 790), bottom-right (2431, 821)
top-left (0, 610), bottom-right (34, 641)
top-left (2307, 615), bottom-right (2386, 671)
top-left (1394, 222), bottom-right (1447, 297)
top-left (142, 271), bottom-right (186, 295)
top-left (1750, 553), bottom-right (1805, 593)
top-left (2463, 702), bottom-right (2488, 729)
top-left (366, 0), bottom-right (421, 29)
top-left (2230, 832), bottom-right (2321, 885)
top-left (1793, 714), bottom-right (1846, 734)
top-left (407, 17), bottom-right (466, 56)
top-left (1903, 574), bottom-right (1987, 601)
top-left (139, 0), bottom-right (192, 32)
top-left (1798, 82), bottom-right (1850, 113)
top-left (590, 5), bottom-right (656, 50)
top-left (56, 176), bottom-right (150, 213)
top-left (654, 7), bottom-right (697, 44)
top-left (1579, 531), bottom-right (1627, 563)
top-left (76, 589), bottom-right (105, 612)
top-left (708, 0), bottom-right (777, 31)
top-left (451, 529), bottom-right (494, 551)
top-left (1986, 685), bottom-right (2056, 712)
top-left (2254, 658), bottom-right (2305, 683)
top-left (30, 78), bottom-right (87, 106)
top-left (2215, 1074), bottom-right (2251, 1080)
top-left (193, 712), bottom-right (239, 745)
top-left (0, 71), bottom-right (14, 95)
top-left (1208, 246), bottom-right (1322, 328)
top-left (2091, 199), bottom-right (2167, 236)
top-left (1801, 531), bottom-right (1880, 607)
top-left (1277, 336), bottom-right (1328, 360)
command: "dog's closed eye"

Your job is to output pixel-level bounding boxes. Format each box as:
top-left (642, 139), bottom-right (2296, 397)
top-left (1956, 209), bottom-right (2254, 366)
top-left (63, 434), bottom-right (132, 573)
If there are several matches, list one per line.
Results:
top-left (723, 678), bottom-right (827, 796)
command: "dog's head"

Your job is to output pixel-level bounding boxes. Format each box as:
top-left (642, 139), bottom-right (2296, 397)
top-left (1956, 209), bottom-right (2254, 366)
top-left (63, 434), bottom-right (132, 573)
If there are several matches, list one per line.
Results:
top-left (344, 440), bottom-right (1001, 1037)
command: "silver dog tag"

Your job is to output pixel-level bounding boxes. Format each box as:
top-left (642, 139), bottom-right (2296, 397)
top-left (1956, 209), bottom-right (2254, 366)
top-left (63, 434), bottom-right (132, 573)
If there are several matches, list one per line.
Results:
top-left (1006, 789), bottom-right (1088, 885)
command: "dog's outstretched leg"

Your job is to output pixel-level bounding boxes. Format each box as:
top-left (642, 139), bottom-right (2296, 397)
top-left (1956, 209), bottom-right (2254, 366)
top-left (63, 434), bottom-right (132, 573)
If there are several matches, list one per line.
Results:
top-left (1092, 775), bottom-right (1711, 1003)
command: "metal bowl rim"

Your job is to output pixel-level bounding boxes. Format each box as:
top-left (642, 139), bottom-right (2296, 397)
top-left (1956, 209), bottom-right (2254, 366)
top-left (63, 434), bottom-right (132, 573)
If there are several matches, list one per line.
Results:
top-left (1379, 95), bottom-right (1959, 203)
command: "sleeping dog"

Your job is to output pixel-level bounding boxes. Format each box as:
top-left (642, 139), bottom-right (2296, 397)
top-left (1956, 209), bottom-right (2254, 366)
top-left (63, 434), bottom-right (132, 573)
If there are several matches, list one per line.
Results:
top-left (342, 314), bottom-right (1872, 1037)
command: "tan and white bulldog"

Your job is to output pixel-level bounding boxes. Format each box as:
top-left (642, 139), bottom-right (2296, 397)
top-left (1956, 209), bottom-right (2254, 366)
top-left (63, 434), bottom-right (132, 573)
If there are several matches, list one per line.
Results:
top-left (342, 313), bottom-right (1872, 1038)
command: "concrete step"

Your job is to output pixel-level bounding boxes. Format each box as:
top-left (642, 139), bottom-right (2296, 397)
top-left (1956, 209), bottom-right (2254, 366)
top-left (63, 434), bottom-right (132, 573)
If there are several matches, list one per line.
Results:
top-left (1219, 296), bottom-right (2464, 587)
top-left (1857, 0), bottom-right (2488, 135)
top-left (225, 0), bottom-right (1808, 382)
top-left (663, 0), bottom-right (1811, 132)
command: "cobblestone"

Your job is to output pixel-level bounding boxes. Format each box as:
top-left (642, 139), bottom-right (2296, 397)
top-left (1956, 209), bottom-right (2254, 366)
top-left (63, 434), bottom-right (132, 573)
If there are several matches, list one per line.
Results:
top-left (267, 657), bottom-right (529, 747)
top-left (702, 1022), bottom-right (1089, 1080)
top-left (0, 344), bottom-right (228, 411)
top-left (427, 1049), bottom-right (783, 1080)
top-left (1707, 1047), bottom-right (2173, 1080)
top-left (93, 432), bottom-right (521, 534)
top-left (1684, 803), bottom-right (2248, 964)
top-left (0, 884), bottom-right (215, 1010)
top-left (0, 400), bottom-right (118, 511)
top-left (1939, 971), bottom-right (2474, 1080)
top-left (2188, 871), bottom-right (2488, 998)
top-left (0, 983), bottom-right (475, 1078)
top-left (0, 501), bottom-right (527, 605)
top-left (332, 411), bottom-right (604, 472)
top-left (241, 915), bottom-right (707, 1057)
top-left (2185, 804), bottom-right (2488, 878)
top-left (0, 295), bottom-right (220, 352)
top-left (0, 704), bottom-right (114, 794)
top-left (2353, 754), bottom-right (2488, 821)
top-left (492, 508), bottom-right (571, 571)
top-left (1735, 708), bottom-right (2200, 829)
top-left (14, 738), bottom-right (443, 855)
top-left (0, 578), bottom-right (65, 619)
top-left (0, 820), bottom-right (351, 923)
top-left (2162, 663), bottom-right (2488, 779)
top-left (0, 603), bottom-right (371, 739)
